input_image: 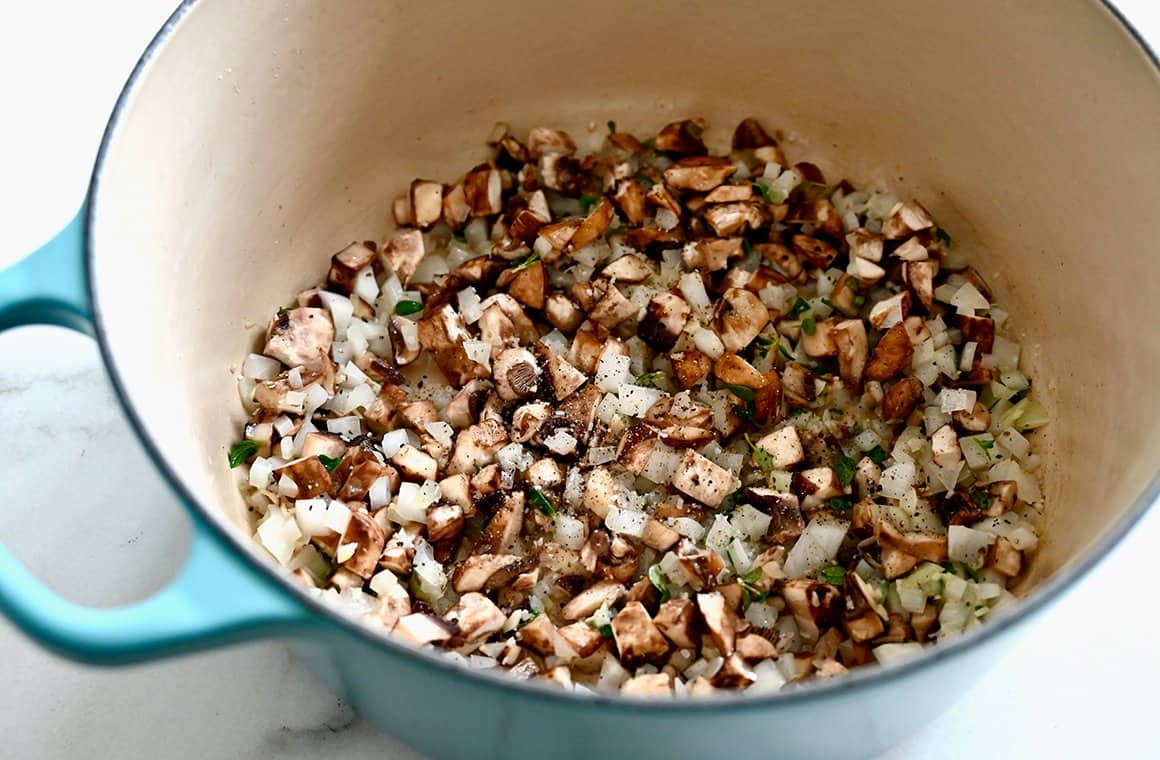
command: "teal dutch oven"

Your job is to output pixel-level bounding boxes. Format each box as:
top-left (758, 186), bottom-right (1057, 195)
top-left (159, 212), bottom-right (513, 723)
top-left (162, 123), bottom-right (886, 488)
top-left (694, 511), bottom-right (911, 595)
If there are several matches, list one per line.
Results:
top-left (2, 2), bottom-right (1160, 757)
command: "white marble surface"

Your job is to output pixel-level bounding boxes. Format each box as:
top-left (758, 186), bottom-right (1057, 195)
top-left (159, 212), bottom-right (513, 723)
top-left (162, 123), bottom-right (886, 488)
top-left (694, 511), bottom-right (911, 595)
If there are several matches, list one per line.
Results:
top-left (2, 2), bottom-right (1159, 758)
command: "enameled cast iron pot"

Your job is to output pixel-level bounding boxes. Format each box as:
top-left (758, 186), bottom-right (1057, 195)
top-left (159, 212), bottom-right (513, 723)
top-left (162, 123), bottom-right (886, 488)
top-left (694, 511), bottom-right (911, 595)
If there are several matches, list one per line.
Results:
top-left (2, 2), bottom-right (1159, 757)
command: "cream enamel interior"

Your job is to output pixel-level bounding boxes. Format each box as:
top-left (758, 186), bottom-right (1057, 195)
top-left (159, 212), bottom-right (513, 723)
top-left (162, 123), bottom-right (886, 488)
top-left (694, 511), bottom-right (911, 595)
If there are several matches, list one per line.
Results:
top-left (92, 0), bottom-right (1160, 620)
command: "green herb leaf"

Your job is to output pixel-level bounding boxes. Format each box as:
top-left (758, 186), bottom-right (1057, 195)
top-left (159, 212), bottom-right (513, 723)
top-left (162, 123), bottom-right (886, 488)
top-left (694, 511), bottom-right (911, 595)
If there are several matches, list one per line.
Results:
top-left (717, 489), bottom-right (745, 514)
top-left (827, 495), bottom-right (855, 511)
top-left (732, 402), bottom-right (756, 422)
top-left (853, 294), bottom-right (866, 307)
top-left (833, 452), bottom-right (856, 486)
top-left (777, 340), bottom-right (795, 361)
top-left (818, 566), bottom-right (846, 585)
top-left (744, 434), bottom-right (776, 472)
top-left (509, 251), bottom-right (541, 272)
top-left (276, 306), bottom-right (288, 316)
top-left (821, 297), bottom-right (835, 310)
top-left (228, 440), bottom-right (259, 468)
top-left (788, 406), bottom-right (809, 417)
top-left (801, 315), bottom-right (817, 336)
top-left (943, 560), bottom-right (981, 582)
top-left (742, 238), bottom-right (755, 258)
top-left (517, 611), bottom-right (540, 629)
top-left (529, 487), bottom-right (556, 519)
top-left (724, 384), bottom-right (757, 402)
top-left (829, 408), bottom-right (845, 416)
top-left (789, 297), bottom-right (811, 318)
top-left (634, 371), bottom-right (666, 388)
top-left (318, 454), bottom-right (342, 472)
top-left (972, 488), bottom-right (994, 511)
top-left (586, 621), bottom-right (614, 638)
top-left (936, 227), bottom-right (952, 247)
top-left (752, 182), bottom-right (786, 204)
top-left (867, 445), bottom-right (888, 465)
top-left (738, 567), bottom-right (768, 611)
top-left (648, 564), bottom-right (670, 601)
top-left (579, 195), bottom-right (600, 214)
top-left (753, 335), bottom-right (774, 359)
top-left (607, 120), bottom-right (617, 134)
top-left (978, 438), bottom-right (996, 451)
top-left (394, 300), bottom-right (424, 316)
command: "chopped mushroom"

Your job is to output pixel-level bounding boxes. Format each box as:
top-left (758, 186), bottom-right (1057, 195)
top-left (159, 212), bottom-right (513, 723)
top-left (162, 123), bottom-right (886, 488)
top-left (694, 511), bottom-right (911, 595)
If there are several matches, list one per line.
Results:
top-left (327, 243), bottom-right (377, 295)
top-left (444, 592), bottom-right (505, 643)
top-left (780, 579), bottom-right (840, 643)
top-left (697, 591), bottom-right (736, 656)
top-left (380, 229), bottom-right (426, 287)
top-left (611, 601), bottom-right (670, 665)
top-left (985, 535), bottom-right (1023, 577)
top-left (792, 467), bottom-right (844, 510)
top-left (264, 308), bottom-right (334, 368)
top-left (492, 347), bottom-right (542, 401)
top-left (882, 377), bottom-right (924, 421)
top-left (714, 288), bottom-right (770, 353)
top-left (654, 118), bottom-right (706, 155)
top-left (562, 580), bottom-right (626, 620)
top-left (451, 553), bottom-right (533, 593)
top-left (832, 319), bottom-right (868, 385)
top-left (409, 179), bottom-right (444, 230)
top-left (671, 450), bottom-right (739, 508)
top-left (754, 428), bottom-right (804, 469)
top-left (866, 323), bottom-right (915, 382)
top-left (663, 156), bottom-right (735, 192)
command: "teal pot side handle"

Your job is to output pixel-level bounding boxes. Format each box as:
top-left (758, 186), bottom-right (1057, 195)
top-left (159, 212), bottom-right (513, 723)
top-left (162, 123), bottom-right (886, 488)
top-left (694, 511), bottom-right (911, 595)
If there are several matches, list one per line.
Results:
top-left (0, 208), bottom-right (315, 664)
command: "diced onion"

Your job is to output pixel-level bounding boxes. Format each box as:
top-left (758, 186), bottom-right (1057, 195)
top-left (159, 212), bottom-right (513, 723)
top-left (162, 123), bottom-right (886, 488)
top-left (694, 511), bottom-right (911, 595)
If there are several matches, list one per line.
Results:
top-left (938, 388), bottom-right (976, 414)
top-left (318, 291), bottom-right (354, 338)
top-left (256, 508), bottom-right (302, 565)
top-left (948, 525), bottom-right (996, 566)
top-left (354, 266), bottom-right (380, 304)
top-left (556, 514), bottom-right (587, 550)
top-left (692, 328), bottom-right (725, 359)
top-left (326, 416), bottom-right (363, 438)
top-left (667, 517), bottom-right (706, 542)
top-left (783, 518), bottom-right (849, 578)
top-left (458, 287), bottom-right (483, 324)
top-left (731, 504), bottom-right (772, 542)
top-left (243, 353), bottom-right (281, 380)
top-left (618, 385), bottom-right (664, 417)
top-left (606, 506), bottom-right (647, 538)
top-left (679, 272), bottom-right (712, 319)
top-left (381, 429), bottom-right (410, 457)
top-left (249, 457), bottom-right (274, 488)
top-left (950, 282), bottom-right (990, 314)
top-left (874, 642), bottom-right (925, 665)
top-left (879, 461), bottom-right (916, 499)
top-left (595, 353), bottom-right (631, 392)
top-left (369, 476), bottom-right (392, 509)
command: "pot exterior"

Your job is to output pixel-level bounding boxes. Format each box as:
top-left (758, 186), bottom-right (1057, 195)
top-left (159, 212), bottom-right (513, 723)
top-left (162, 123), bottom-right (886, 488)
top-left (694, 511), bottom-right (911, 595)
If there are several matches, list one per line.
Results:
top-left (289, 623), bottom-right (1016, 760)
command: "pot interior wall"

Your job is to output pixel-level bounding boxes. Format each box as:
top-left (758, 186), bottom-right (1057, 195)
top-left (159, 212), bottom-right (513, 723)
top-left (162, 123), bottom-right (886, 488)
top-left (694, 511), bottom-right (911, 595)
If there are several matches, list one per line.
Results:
top-left (92, 0), bottom-right (1160, 595)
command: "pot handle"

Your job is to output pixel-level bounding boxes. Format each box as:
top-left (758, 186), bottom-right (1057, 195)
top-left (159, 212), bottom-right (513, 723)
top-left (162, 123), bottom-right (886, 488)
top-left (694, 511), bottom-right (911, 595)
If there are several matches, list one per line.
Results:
top-left (0, 208), bottom-right (316, 664)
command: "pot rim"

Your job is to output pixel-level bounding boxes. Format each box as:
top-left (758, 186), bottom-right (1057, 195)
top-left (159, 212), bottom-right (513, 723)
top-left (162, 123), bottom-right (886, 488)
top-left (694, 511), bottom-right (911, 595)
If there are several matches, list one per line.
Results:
top-left (85, 0), bottom-right (1160, 712)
